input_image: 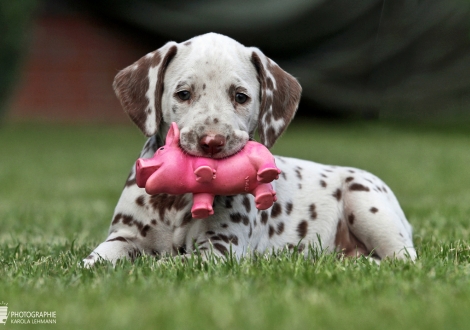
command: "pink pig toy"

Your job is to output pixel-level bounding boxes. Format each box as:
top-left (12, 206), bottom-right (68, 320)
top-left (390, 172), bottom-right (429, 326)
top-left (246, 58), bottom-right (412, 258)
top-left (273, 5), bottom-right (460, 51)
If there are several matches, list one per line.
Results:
top-left (135, 122), bottom-right (281, 219)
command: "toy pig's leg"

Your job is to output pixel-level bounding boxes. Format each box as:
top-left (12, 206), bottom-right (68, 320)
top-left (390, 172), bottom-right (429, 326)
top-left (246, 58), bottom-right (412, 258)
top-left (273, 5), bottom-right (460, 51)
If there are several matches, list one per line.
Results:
top-left (257, 161), bottom-right (281, 183)
top-left (253, 183), bottom-right (277, 210)
top-left (191, 193), bottom-right (215, 219)
top-left (193, 158), bottom-right (217, 183)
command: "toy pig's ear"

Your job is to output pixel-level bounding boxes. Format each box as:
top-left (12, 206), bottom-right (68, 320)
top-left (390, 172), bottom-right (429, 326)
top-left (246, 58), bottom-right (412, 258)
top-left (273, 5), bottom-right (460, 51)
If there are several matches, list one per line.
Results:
top-left (165, 122), bottom-right (180, 146)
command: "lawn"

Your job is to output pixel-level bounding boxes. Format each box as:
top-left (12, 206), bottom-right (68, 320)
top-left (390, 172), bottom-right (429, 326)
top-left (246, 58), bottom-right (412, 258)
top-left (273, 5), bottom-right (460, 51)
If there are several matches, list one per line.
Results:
top-left (1, 119), bottom-right (469, 330)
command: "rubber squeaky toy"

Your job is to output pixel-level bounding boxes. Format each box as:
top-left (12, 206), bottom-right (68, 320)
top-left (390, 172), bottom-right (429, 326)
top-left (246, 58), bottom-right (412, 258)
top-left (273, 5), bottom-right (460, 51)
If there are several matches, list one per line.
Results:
top-left (135, 122), bottom-right (281, 219)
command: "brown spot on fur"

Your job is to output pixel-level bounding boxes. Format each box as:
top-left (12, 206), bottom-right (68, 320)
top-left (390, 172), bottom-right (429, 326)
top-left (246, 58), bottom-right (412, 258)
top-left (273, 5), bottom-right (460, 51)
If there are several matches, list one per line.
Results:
top-left (216, 234), bottom-right (239, 246)
top-left (260, 211), bottom-right (268, 225)
top-left (297, 220), bottom-right (308, 238)
top-left (271, 202), bottom-right (282, 218)
top-left (112, 213), bottom-right (122, 225)
top-left (310, 204), bottom-right (317, 219)
top-left (277, 222), bottom-right (285, 235)
top-left (295, 167), bottom-right (302, 180)
top-left (345, 177), bottom-right (354, 183)
top-left (230, 213), bottom-right (241, 223)
top-left (225, 196), bottom-right (234, 208)
top-left (117, 214), bottom-right (149, 236)
top-left (320, 180), bottom-right (327, 188)
top-left (230, 213), bottom-right (250, 225)
top-left (149, 194), bottom-right (190, 220)
top-left (140, 225), bottom-right (151, 237)
top-left (281, 172), bottom-right (287, 180)
top-left (286, 202), bottom-right (293, 215)
top-left (242, 196), bottom-right (251, 213)
top-left (348, 213), bottom-right (355, 224)
top-left (333, 188), bottom-right (342, 201)
top-left (370, 207), bottom-right (379, 213)
top-left (181, 212), bottom-right (193, 226)
top-left (184, 41), bottom-right (191, 46)
top-left (221, 223), bottom-right (228, 228)
top-left (298, 183), bottom-right (302, 189)
top-left (213, 243), bottom-right (228, 255)
top-left (151, 219), bottom-right (157, 225)
top-left (287, 243), bottom-right (305, 252)
top-left (269, 226), bottom-right (275, 238)
top-left (122, 215), bottom-right (133, 225)
top-left (242, 215), bottom-right (249, 226)
top-left (136, 195), bottom-right (145, 207)
top-left (350, 183), bottom-right (370, 192)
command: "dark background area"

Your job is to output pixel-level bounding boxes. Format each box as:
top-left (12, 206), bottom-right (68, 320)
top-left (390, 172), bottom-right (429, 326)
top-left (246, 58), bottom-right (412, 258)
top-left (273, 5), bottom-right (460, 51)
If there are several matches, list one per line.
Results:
top-left (2, 0), bottom-right (470, 124)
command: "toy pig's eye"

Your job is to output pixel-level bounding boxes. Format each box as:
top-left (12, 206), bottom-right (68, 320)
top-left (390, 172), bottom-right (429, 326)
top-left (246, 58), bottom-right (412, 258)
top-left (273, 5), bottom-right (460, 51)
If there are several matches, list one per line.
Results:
top-left (235, 93), bottom-right (248, 104)
top-left (160, 147), bottom-right (164, 150)
top-left (177, 90), bottom-right (191, 101)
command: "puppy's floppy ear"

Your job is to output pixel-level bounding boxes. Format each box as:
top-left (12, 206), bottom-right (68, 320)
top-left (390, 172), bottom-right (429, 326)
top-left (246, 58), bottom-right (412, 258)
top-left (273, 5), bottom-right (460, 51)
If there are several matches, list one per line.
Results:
top-left (113, 42), bottom-right (178, 136)
top-left (250, 49), bottom-right (302, 148)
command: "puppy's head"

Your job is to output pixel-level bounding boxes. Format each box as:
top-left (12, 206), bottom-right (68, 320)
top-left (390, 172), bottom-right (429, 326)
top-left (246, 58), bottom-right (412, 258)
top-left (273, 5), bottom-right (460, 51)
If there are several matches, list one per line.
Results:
top-left (114, 33), bottom-right (301, 158)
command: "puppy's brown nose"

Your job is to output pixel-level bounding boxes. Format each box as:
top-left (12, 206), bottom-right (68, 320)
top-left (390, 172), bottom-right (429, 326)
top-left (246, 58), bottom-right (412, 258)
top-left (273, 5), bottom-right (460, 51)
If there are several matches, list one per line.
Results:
top-left (199, 134), bottom-right (226, 155)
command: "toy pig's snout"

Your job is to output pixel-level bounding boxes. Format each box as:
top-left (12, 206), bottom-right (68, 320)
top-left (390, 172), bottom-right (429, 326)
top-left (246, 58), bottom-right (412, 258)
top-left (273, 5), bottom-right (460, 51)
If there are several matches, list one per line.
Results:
top-left (135, 158), bottom-right (161, 188)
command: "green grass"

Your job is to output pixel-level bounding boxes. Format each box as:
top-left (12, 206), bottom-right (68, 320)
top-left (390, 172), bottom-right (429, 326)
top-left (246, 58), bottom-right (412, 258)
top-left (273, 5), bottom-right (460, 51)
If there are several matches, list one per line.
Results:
top-left (1, 120), bottom-right (470, 329)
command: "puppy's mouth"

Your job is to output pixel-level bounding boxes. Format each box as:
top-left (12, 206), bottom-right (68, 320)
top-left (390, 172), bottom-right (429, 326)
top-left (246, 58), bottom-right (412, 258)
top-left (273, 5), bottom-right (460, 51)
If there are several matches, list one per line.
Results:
top-left (179, 129), bottom-right (250, 159)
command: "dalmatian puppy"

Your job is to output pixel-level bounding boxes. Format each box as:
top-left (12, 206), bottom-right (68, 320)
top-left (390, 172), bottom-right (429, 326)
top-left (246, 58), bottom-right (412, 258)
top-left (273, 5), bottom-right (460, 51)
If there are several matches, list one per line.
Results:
top-left (83, 33), bottom-right (416, 266)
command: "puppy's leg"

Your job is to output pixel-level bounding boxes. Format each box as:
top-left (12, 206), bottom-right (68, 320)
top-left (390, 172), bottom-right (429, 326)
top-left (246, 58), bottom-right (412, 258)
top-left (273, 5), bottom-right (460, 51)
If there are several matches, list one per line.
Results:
top-left (83, 182), bottom-right (155, 267)
top-left (83, 182), bottom-right (193, 267)
top-left (83, 136), bottom-right (194, 267)
top-left (83, 230), bottom-right (142, 267)
top-left (342, 174), bottom-right (416, 260)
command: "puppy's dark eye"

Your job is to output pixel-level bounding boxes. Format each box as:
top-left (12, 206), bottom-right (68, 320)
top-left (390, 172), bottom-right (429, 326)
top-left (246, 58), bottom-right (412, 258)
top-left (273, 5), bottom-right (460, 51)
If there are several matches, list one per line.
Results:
top-left (177, 90), bottom-right (191, 101)
top-left (235, 93), bottom-right (248, 104)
